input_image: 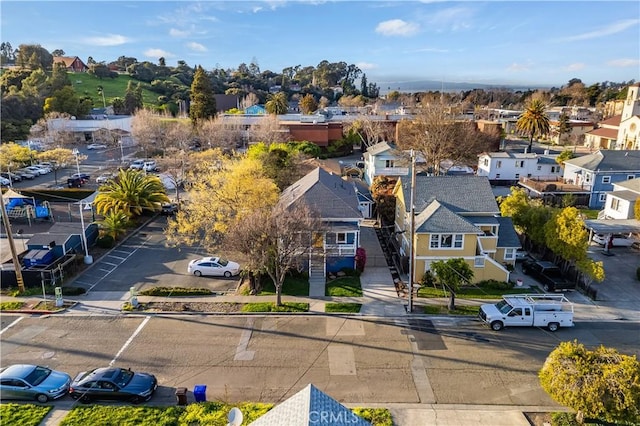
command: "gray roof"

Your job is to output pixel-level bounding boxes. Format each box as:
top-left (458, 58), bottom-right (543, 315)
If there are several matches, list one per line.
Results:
top-left (584, 219), bottom-right (640, 234)
top-left (564, 150), bottom-right (640, 172)
top-left (463, 215), bottom-right (500, 225)
top-left (415, 200), bottom-right (483, 234)
top-left (250, 384), bottom-right (371, 426)
top-left (613, 177), bottom-right (640, 193)
top-left (610, 190), bottom-right (640, 201)
top-left (496, 216), bottom-right (521, 248)
top-left (279, 167), bottom-right (362, 219)
top-left (401, 175), bottom-right (499, 214)
top-left (363, 141), bottom-right (394, 158)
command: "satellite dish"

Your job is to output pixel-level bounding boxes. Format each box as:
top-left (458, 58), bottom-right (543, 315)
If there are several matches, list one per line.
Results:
top-left (227, 407), bottom-right (243, 426)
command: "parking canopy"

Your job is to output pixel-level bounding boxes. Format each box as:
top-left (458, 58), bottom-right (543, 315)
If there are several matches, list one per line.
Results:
top-left (583, 219), bottom-right (640, 235)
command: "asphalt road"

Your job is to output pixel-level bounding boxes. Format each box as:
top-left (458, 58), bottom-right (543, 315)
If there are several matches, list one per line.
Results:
top-left (1, 314), bottom-right (638, 407)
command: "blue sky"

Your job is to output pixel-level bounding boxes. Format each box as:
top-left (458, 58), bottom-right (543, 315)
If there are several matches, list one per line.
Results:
top-left (1, 1), bottom-right (639, 88)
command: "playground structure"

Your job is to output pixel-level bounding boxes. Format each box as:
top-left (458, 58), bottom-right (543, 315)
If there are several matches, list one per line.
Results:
top-left (1, 189), bottom-right (52, 226)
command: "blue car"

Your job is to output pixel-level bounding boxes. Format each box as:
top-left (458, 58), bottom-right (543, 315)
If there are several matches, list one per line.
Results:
top-left (0, 364), bottom-right (71, 403)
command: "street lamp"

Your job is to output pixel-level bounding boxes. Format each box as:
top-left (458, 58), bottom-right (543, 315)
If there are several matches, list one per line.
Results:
top-left (72, 148), bottom-right (81, 176)
top-left (78, 200), bottom-right (93, 264)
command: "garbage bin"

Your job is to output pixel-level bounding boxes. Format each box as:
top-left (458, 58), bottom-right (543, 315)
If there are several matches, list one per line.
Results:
top-left (193, 385), bottom-right (207, 402)
top-left (175, 387), bottom-right (187, 405)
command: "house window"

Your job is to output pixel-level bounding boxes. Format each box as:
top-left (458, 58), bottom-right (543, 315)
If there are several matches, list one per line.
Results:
top-left (474, 256), bottom-right (485, 267)
top-left (585, 173), bottom-right (591, 183)
top-left (430, 234), bottom-right (463, 249)
top-left (496, 160), bottom-right (502, 168)
top-left (551, 166), bottom-right (557, 173)
top-left (537, 165), bottom-right (541, 171)
top-left (385, 160), bottom-right (394, 168)
top-left (515, 173), bottom-right (520, 179)
top-left (515, 160), bottom-right (524, 168)
top-left (495, 173), bottom-right (500, 179)
top-left (483, 158), bottom-right (489, 166)
top-left (628, 175), bottom-right (635, 180)
top-left (611, 198), bottom-right (621, 211)
top-left (599, 193), bottom-right (607, 202)
top-left (336, 232), bottom-right (347, 244)
top-left (602, 176), bottom-right (611, 184)
top-left (504, 248), bottom-right (515, 260)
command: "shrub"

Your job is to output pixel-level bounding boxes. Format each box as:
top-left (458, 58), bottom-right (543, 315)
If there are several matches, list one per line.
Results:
top-left (139, 287), bottom-right (212, 296)
top-left (241, 302), bottom-right (309, 312)
top-left (96, 234), bottom-right (115, 248)
top-left (476, 279), bottom-right (513, 290)
top-left (5, 285), bottom-right (85, 297)
top-left (551, 412), bottom-right (580, 426)
top-left (0, 302), bottom-right (24, 311)
top-left (352, 408), bottom-right (394, 426)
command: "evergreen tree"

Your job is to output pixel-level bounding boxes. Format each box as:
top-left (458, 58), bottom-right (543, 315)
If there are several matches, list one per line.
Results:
top-left (189, 65), bottom-right (216, 125)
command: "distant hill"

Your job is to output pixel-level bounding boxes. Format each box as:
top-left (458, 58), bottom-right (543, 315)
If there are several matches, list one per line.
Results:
top-left (376, 79), bottom-right (551, 94)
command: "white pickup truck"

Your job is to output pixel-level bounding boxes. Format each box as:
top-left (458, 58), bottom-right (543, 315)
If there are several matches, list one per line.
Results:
top-left (479, 294), bottom-right (574, 332)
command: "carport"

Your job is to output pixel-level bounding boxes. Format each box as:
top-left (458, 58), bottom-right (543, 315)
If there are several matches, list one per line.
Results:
top-left (583, 219), bottom-right (640, 250)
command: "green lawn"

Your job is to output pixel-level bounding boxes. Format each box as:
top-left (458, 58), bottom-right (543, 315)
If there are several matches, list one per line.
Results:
top-left (58, 402), bottom-right (393, 426)
top-left (69, 72), bottom-right (164, 107)
top-left (241, 302), bottom-right (309, 312)
top-left (258, 274), bottom-right (309, 296)
top-left (0, 404), bottom-right (52, 426)
top-left (326, 275), bottom-right (363, 296)
top-left (423, 303), bottom-right (480, 316)
top-left (417, 284), bottom-right (536, 299)
top-left (325, 302), bottom-right (362, 313)
top-left (0, 301), bottom-right (24, 310)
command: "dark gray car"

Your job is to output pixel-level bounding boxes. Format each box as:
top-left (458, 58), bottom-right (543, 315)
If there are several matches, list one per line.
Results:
top-left (0, 364), bottom-right (71, 402)
top-left (69, 367), bottom-right (157, 404)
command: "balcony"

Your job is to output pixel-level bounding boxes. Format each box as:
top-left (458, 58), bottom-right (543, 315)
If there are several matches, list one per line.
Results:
top-left (519, 176), bottom-right (591, 194)
top-left (324, 243), bottom-right (357, 257)
top-left (374, 167), bottom-right (409, 177)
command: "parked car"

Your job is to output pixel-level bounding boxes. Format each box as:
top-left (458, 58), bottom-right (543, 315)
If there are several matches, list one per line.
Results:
top-left (0, 176), bottom-right (10, 186)
top-left (15, 169), bottom-right (36, 179)
top-left (96, 173), bottom-right (116, 184)
top-left (129, 159), bottom-right (145, 170)
top-left (71, 172), bottom-right (91, 181)
top-left (143, 160), bottom-right (158, 172)
top-left (87, 143), bottom-right (107, 150)
top-left (69, 367), bottom-right (157, 404)
top-left (0, 364), bottom-right (71, 403)
top-left (160, 202), bottom-right (179, 215)
top-left (25, 165), bottom-right (49, 175)
top-left (1, 172), bottom-right (21, 182)
top-left (592, 233), bottom-right (639, 247)
top-left (515, 249), bottom-right (529, 261)
top-left (187, 256), bottom-right (240, 277)
top-left (521, 259), bottom-right (575, 292)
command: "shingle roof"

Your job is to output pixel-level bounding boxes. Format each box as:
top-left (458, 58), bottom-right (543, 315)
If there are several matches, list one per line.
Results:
top-left (599, 115), bottom-right (621, 126)
top-left (586, 127), bottom-right (618, 138)
top-left (564, 150), bottom-right (640, 172)
top-left (364, 141), bottom-right (394, 157)
top-left (610, 190), bottom-right (640, 202)
top-left (415, 200), bottom-right (484, 233)
top-left (401, 175), bottom-right (499, 214)
top-left (279, 167), bottom-right (362, 219)
top-left (496, 216), bottom-right (521, 248)
top-left (613, 178), bottom-right (640, 193)
top-left (249, 384), bottom-right (371, 426)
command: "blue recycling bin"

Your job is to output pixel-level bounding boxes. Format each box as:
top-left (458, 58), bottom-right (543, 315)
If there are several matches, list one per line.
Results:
top-left (194, 385), bottom-right (207, 402)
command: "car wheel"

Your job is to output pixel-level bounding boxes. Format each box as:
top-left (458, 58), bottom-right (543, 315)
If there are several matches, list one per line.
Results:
top-left (224, 271), bottom-right (232, 278)
top-left (194, 270), bottom-right (202, 277)
top-left (79, 395), bottom-right (91, 404)
top-left (35, 393), bottom-right (49, 403)
top-left (130, 396), bottom-right (143, 404)
top-left (547, 322), bottom-right (559, 332)
top-left (490, 321), bottom-right (504, 331)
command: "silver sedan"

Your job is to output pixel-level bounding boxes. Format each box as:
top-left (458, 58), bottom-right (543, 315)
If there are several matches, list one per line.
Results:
top-left (0, 364), bottom-right (71, 402)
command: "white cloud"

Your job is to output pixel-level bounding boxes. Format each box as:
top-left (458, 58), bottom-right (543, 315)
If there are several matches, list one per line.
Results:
top-left (426, 6), bottom-right (473, 31)
top-left (375, 19), bottom-right (420, 36)
top-left (144, 48), bottom-right (174, 59)
top-left (607, 58), bottom-right (640, 68)
top-left (356, 62), bottom-right (376, 70)
top-left (187, 42), bottom-right (207, 52)
top-left (169, 28), bottom-right (189, 37)
top-left (84, 34), bottom-right (129, 46)
top-left (563, 19), bottom-right (639, 41)
top-left (564, 63), bottom-right (585, 72)
top-left (507, 62), bottom-right (531, 72)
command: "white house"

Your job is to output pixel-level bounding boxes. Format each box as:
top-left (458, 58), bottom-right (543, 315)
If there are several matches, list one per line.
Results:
top-left (362, 141), bottom-right (409, 185)
top-left (476, 151), bottom-right (562, 183)
top-left (600, 178), bottom-right (640, 220)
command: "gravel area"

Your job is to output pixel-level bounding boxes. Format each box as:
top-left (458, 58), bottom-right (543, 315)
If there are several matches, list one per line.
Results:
top-left (137, 301), bottom-right (243, 313)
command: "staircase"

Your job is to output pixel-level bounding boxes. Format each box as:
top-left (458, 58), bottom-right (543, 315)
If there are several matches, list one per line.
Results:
top-left (308, 254), bottom-right (326, 297)
top-left (374, 226), bottom-right (404, 294)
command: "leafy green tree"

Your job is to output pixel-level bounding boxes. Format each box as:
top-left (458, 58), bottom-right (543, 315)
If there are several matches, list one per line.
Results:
top-left (576, 258), bottom-right (605, 289)
top-left (299, 93), bottom-right (318, 114)
top-left (635, 199), bottom-right (640, 220)
top-left (98, 210), bottom-right (131, 240)
top-left (498, 187), bottom-right (530, 233)
top-left (43, 86), bottom-right (92, 117)
top-left (265, 92), bottom-right (288, 115)
top-left (48, 62), bottom-right (72, 93)
top-left (516, 99), bottom-right (550, 152)
top-left (539, 340), bottom-right (640, 424)
top-left (430, 258), bottom-right (474, 310)
top-left (544, 207), bottom-right (589, 267)
top-left (123, 81), bottom-right (143, 115)
top-left (15, 44), bottom-right (53, 70)
top-left (189, 65), bottom-right (216, 125)
top-left (556, 149), bottom-right (574, 166)
top-left (94, 169), bottom-right (169, 218)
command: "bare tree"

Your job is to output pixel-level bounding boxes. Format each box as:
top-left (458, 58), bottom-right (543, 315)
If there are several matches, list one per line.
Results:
top-left (247, 115), bottom-right (290, 145)
top-left (30, 112), bottom-right (77, 148)
top-left (240, 92), bottom-right (260, 109)
top-left (199, 116), bottom-right (245, 150)
top-left (224, 201), bottom-right (320, 305)
top-left (130, 109), bottom-right (171, 157)
top-left (344, 116), bottom-right (394, 150)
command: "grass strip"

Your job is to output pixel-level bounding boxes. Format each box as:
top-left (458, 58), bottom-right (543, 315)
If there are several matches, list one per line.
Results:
top-left (325, 302), bottom-right (362, 313)
top-left (0, 403), bottom-right (52, 426)
top-left (326, 276), bottom-right (363, 297)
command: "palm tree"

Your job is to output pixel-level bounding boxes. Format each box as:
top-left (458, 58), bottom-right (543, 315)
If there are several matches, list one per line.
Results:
top-left (265, 92), bottom-right (288, 115)
top-left (516, 99), bottom-right (550, 153)
top-left (98, 210), bottom-right (131, 240)
top-left (94, 169), bottom-right (169, 218)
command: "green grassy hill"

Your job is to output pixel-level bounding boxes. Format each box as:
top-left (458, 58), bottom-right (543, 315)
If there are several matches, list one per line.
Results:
top-left (69, 72), bottom-right (163, 107)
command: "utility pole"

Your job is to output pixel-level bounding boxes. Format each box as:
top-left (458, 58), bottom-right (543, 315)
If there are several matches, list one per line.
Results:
top-left (1, 196), bottom-right (25, 292)
top-left (408, 149), bottom-right (416, 313)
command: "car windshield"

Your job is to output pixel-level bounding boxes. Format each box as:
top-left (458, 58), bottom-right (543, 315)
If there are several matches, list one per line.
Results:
top-left (496, 300), bottom-right (513, 314)
top-left (113, 369), bottom-right (134, 387)
top-left (24, 366), bottom-right (52, 386)
top-left (217, 258), bottom-right (229, 266)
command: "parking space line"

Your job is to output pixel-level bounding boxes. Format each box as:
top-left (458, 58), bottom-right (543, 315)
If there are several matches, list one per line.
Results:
top-left (109, 316), bottom-right (150, 366)
top-left (106, 255), bottom-right (126, 261)
top-left (101, 261), bottom-right (118, 267)
top-left (0, 317), bottom-right (24, 336)
top-left (99, 268), bottom-right (116, 273)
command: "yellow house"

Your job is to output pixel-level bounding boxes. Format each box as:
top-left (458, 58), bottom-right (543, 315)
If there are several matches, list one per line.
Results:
top-left (393, 175), bottom-right (520, 285)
